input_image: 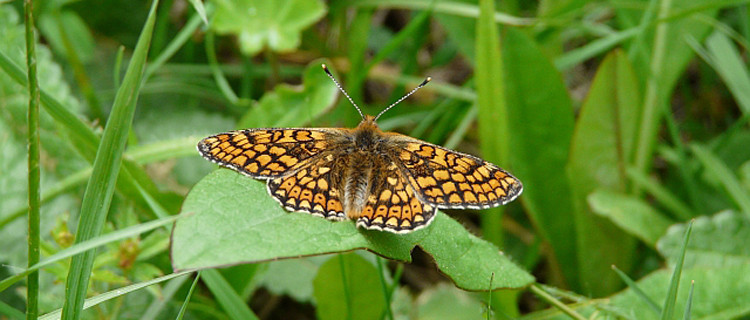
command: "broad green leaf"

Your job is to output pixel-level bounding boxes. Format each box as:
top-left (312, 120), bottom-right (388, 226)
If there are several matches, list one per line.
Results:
top-left (415, 283), bottom-right (485, 320)
top-left (501, 27), bottom-right (577, 287)
top-left (238, 59), bottom-right (338, 129)
top-left (566, 50), bottom-right (641, 295)
top-left (61, 1), bottom-right (159, 317)
top-left (657, 210), bottom-right (750, 268)
top-left (171, 169), bottom-right (534, 291)
top-left (588, 190), bottom-right (673, 247)
top-left (212, 0), bottom-right (326, 55)
top-left (313, 253), bottom-right (385, 320)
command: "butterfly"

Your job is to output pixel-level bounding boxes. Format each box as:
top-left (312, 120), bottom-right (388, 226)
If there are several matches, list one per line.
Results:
top-left (197, 64), bottom-right (522, 234)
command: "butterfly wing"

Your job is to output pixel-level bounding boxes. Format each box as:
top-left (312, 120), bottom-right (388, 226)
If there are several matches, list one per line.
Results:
top-left (356, 160), bottom-right (437, 233)
top-left (198, 128), bottom-right (338, 179)
top-left (392, 137), bottom-right (523, 209)
top-left (266, 153), bottom-right (347, 220)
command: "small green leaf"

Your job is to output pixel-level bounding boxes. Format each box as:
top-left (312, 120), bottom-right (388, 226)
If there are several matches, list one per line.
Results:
top-left (238, 59), bottom-right (338, 129)
top-left (212, 0), bottom-right (327, 55)
top-left (657, 211), bottom-right (750, 269)
top-left (171, 169), bottom-right (534, 291)
top-left (313, 253), bottom-right (385, 320)
top-left (588, 190), bottom-right (673, 247)
top-left (259, 256), bottom-right (327, 303)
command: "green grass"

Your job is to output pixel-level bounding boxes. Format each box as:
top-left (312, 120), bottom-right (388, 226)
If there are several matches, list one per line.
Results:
top-left (1, 0), bottom-right (750, 319)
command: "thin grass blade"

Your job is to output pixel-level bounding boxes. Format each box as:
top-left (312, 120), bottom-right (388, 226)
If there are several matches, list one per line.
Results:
top-left (202, 269), bottom-right (259, 320)
top-left (660, 220), bottom-right (694, 320)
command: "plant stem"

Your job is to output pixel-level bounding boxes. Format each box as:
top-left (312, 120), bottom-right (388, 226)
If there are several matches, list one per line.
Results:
top-left (529, 284), bottom-right (587, 320)
top-left (25, 0), bottom-right (41, 318)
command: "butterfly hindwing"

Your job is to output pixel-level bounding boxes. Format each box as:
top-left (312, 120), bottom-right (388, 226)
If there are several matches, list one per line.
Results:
top-left (394, 138), bottom-right (523, 209)
top-left (267, 153), bottom-right (346, 220)
top-left (198, 128), bottom-right (335, 179)
top-left (356, 161), bottom-right (437, 233)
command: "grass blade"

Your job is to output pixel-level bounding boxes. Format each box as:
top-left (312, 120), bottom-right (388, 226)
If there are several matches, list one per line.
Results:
top-left (0, 215), bottom-right (178, 293)
top-left (141, 273), bottom-right (190, 320)
top-left (528, 284), bottom-right (587, 320)
top-left (682, 280), bottom-right (695, 320)
top-left (24, 0), bottom-right (41, 318)
top-left (61, 2), bottom-right (160, 317)
top-left (202, 269), bottom-right (259, 320)
top-left (40, 271), bottom-right (192, 320)
top-left (690, 144), bottom-right (750, 215)
top-left (612, 265), bottom-right (661, 314)
top-left (661, 219), bottom-right (694, 320)
top-left (176, 271), bottom-right (202, 320)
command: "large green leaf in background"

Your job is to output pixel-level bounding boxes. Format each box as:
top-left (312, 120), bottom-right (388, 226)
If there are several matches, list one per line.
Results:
top-left (501, 27), bottom-right (576, 287)
top-left (238, 59), bottom-right (338, 129)
top-left (657, 211), bottom-right (750, 268)
top-left (566, 50), bottom-right (641, 296)
top-left (588, 190), bottom-right (672, 247)
top-left (212, 0), bottom-right (326, 55)
top-left (171, 169), bottom-right (534, 291)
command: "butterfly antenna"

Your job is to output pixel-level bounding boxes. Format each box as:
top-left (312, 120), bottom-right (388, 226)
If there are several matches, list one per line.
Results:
top-left (374, 76), bottom-right (432, 121)
top-left (322, 64), bottom-right (365, 120)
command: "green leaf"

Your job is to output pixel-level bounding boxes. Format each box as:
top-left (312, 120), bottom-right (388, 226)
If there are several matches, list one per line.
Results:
top-left (238, 59), bottom-right (338, 129)
top-left (415, 283), bottom-right (485, 320)
top-left (38, 11), bottom-right (96, 64)
top-left (702, 31), bottom-right (750, 115)
top-left (313, 253), bottom-right (385, 320)
top-left (212, 0), bottom-right (327, 55)
top-left (588, 190), bottom-right (673, 247)
top-left (171, 169), bottom-right (534, 291)
top-left (501, 27), bottom-right (577, 287)
top-left (657, 211), bottom-right (750, 269)
top-left (609, 264), bottom-right (750, 320)
top-left (566, 49), bottom-right (641, 295)
top-left (259, 256), bottom-right (328, 303)
top-left (61, 1), bottom-right (160, 318)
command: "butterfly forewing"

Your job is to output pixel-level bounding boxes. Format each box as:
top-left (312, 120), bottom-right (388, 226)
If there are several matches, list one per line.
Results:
top-left (394, 138), bottom-right (523, 210)
top-left (197, 128), bottom-right (334, 179)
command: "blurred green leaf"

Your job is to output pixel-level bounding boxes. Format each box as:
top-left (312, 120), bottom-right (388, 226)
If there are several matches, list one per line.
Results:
top-left (501, 27), bottom-right (577, 287)
top-left (588, 190), bottom-right (673, 247)
top-left (171, 169), bottom-right (534, 291)
top-left (657, 210), bottom-right (750, 268)
top-left (187, 0), bottom-right (209, 25)
top-left (566, 50), bottom-right (641, 295)
top-left (691, 144), bottom-right (750, 215)
top-left (313, 253), bottom-right (384, 320)
top-left (415, 283), bottom-right (485, 320)
top-left (702, 31), bottom-right (750, 115)
top-left (238, 59), bottom-right (338, 129)
top-left (259, 256), bottom-right (328, 303)
top-left (610, 264), bottom-right (750, 320)
top-left (38, 11), bottom-right (95, 64)
top-left (212, 0), bottom-right (326, 55)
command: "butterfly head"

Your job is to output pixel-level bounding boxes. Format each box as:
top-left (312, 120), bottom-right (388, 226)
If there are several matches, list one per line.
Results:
top-left (321, 64), bottom-right (431, 125)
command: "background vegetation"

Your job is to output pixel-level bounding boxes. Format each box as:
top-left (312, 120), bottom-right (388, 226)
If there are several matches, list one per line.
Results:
top-left (1, 0), bottom-right (750, 319)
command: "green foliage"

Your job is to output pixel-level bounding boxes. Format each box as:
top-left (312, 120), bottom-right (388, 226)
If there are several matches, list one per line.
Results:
top-left (2, 0), bottom-right (750, 318)
top-left (213, 0), bottom-right (327, 55)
